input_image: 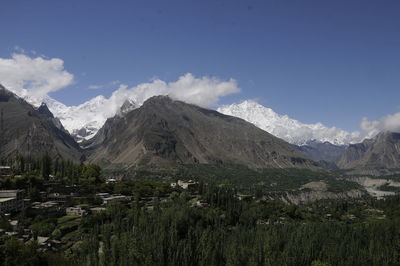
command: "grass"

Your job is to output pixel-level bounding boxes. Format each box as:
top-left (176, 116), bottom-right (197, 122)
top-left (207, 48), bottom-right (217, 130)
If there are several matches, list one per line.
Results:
top-left (57, 215), bottom-right (78, 224)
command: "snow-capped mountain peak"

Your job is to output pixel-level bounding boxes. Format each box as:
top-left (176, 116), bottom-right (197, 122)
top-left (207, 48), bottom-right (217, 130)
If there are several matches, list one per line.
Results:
top-left (43, 95), bottom-right (141, 142)
top-left (117, 99), bottom-right (138, 116)
top-left (217, 100), bottom-right (362, 145)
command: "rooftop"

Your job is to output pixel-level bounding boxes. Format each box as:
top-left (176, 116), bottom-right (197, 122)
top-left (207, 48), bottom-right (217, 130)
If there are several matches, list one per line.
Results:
top-left (0, 198), bottom-right (15, 203)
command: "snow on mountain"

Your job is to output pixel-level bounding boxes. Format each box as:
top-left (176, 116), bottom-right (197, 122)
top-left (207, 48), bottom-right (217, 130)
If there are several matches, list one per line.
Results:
top-left (217, 100), bottom-right (362, 145)
top-left (20, 92), bottom-right (366, 146)
top-left (43, 96), bottom-right (138, 142)
top-left (6, 92), bottom-right (138, 143)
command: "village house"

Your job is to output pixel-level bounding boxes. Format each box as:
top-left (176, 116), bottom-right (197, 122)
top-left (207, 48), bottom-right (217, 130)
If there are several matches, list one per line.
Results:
top-left (0, 190), bottom-right (24, 213)
top-left (66, 206), bottom-right (88, 216)
top-left (46, 193), bottom-right (71, 203)
top-left (102, 195), bottom-right (130, 205)
top-left (90, 207), bottom-right (106, 213)
top-left (171, 180), bottom-right (199, 190)
top-left (0, 166), bottom-right (11, 178)
top-left (30, 201), bottom-right (64, 217)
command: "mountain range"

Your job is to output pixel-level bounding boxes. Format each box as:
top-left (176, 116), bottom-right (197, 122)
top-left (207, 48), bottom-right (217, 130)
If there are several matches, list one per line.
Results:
top-left (217, 100), bottom-right (363, 145)
top-left (1, 84), bottom-right (400, 172)
top-left (20, 91), bottom-right (371, 146)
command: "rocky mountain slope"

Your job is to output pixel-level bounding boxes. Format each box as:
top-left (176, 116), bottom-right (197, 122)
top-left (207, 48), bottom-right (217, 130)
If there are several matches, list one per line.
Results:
top-left (0, 85), bottom-right (82, 161)
top-left (337, 131), bottom-right (400, 169)
top-left (86, 96), bottom-right (318, 169)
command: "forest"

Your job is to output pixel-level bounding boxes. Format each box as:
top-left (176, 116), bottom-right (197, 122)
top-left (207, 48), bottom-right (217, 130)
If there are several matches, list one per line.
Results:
top-left (1, 156), bottom-right (400, 266)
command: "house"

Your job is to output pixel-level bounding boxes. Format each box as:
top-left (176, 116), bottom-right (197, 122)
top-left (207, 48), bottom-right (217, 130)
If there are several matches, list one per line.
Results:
top-left (90, 207), bottom-right (106, 213)
top-left (29, 201), bottom-right (63, 217)
top-left (106, 178), bottom-right (117, 184)
top-left (66, 206), bottom-right (87, 216)
top-left (96, 193), bottom-right (110, 198)
top-left (236, 194), bottom-right (253, 201)
top-left (0, 166), bottom-right (11, 178)
top-left (47, 193), bottom-right (71, 203)
top-left (102, 195), bottom-right (130, 205)
top-left (0, 190), bottom-right (24, 213)
top-left (191, 199), bottom-right (209, 208)
top-left (174, 180), bottom-right (199, 190)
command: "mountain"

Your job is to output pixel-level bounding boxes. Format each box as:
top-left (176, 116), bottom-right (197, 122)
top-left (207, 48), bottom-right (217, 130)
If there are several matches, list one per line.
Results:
top-left (0, 85), bottom-right (82, 161)
top-left (295, 140), bottom-right (346, 162)
top-left (42, 96), bottom-right (139, 143)
top-left (86, 96), bottom-right (318, 169)
top-left (294, 140), bottom-right (346, 170)
top-left (217, 100), bottom-right (362, 145)
top-left (337, 131), bottom-right (400, 169)
top-left (117, 99), bottom-right (138, 116)
top-left (43, 95), bottom-right (110, 142)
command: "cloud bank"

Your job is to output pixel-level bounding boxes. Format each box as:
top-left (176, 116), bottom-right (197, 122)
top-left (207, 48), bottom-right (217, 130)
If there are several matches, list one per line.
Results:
top-left (0, 53), bottom-right (74, 103)
top-left (360, 113), bottom-right (400, 137)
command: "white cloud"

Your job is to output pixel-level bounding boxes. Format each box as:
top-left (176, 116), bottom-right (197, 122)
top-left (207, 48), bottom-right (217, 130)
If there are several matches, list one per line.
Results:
top-left (360, 113), bottom-right (400, 138)
top-left (87, 80), bottom-right (121, 90)
top-left (0, 53), bottom-right (74, 103)
top-left (117, 73), bottom-right (240, 108)
top-left (88, 84), bottom-right (103, 89)
top-left (13, 46), bottom-right (26, 54)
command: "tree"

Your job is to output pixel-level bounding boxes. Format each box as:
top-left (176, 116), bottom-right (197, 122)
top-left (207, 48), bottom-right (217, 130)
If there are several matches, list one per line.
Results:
top-left (40, 153), bottom-right (52, 180)
top-left (82, 163), bottom-right (102, 183)
top-left (311, 260), bottom-right (331, 266)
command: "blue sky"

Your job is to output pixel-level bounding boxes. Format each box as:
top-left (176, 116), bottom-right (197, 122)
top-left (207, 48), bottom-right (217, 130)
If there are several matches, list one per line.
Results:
top-left (1, 0), bottom-right (400, 131)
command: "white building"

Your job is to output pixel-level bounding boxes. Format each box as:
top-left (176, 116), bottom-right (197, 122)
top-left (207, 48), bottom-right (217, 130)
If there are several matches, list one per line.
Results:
top-left (66, 206), bottom-right (88, 216)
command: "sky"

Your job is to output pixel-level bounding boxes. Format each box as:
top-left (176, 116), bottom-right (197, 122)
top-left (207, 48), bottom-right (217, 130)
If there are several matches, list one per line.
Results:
top-left (0, 0), bottom-right (400, 133)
